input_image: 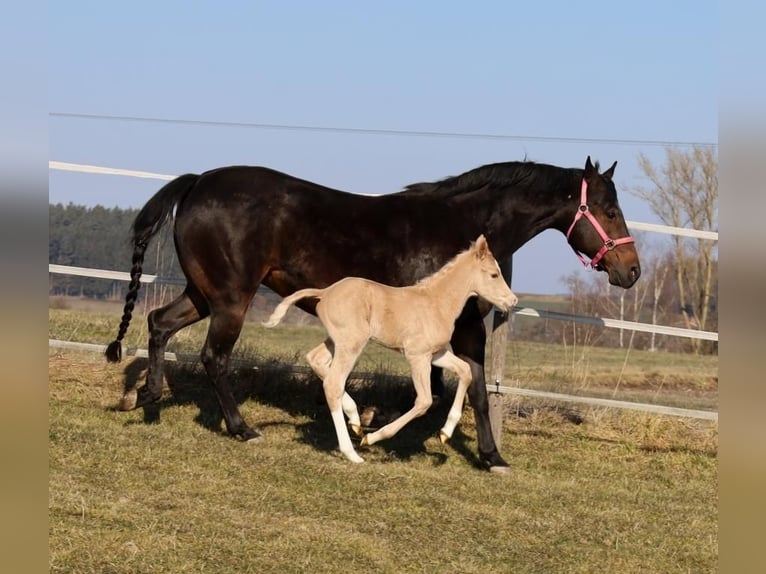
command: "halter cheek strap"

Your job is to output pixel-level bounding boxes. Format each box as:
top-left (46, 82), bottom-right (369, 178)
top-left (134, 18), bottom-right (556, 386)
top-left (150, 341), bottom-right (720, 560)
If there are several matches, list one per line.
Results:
top-left (566, 179), bottom-right (635, 269)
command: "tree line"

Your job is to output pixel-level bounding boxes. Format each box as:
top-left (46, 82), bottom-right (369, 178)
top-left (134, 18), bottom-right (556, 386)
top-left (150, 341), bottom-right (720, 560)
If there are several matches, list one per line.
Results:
top-left (49, 203), bottom-right (181, 300)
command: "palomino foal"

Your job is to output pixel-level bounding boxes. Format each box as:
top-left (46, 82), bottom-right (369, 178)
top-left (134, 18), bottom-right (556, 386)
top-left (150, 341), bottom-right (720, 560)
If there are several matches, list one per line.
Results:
top-left (263, 235), bottom-right (517, 463)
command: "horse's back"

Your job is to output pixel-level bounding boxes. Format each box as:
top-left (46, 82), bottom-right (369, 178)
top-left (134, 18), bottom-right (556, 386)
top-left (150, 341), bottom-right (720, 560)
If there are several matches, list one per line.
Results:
top-left (183, 165), bottom-right (364, 206)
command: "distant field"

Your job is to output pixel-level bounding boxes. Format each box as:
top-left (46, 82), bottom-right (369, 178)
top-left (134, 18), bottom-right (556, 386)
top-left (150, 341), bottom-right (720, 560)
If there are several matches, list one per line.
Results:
top-left (49, 297), bottom-right (718, 414)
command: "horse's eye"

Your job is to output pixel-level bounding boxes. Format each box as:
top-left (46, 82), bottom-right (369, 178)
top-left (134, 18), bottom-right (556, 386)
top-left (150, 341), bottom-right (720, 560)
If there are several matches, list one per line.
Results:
top-left (607, 210), bottom-right (618, 220)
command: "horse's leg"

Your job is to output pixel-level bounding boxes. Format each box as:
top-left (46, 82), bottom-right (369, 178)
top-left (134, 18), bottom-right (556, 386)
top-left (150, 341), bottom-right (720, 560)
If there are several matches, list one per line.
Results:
top-left (306, 339), bottom-right (362, 436)
top-left (451, 303), bottom-right (510, 474)
top-left (321, 345), bottom-right (364, 463)
top-left (361, 353), bottom-right (433, 446)
top-left (200, 303), bottom-right (260, 441)
top-left (430, 350), bottom-right (472, 443)
top-left (121, 289), bottom-right (207, 410)
top-left (430, 366), bottom-right (445, 404)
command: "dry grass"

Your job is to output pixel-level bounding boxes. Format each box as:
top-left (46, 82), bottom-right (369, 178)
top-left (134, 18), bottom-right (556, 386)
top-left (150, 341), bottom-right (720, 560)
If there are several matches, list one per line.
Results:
top-left (49, 345), bottom-right (717, 573)
top-left (49, 306), bottom-right (718, 410)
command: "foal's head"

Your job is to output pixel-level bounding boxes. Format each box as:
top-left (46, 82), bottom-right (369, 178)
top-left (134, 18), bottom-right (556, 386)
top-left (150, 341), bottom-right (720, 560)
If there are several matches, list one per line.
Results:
top-left (467, 235), bottom-right (518, 312)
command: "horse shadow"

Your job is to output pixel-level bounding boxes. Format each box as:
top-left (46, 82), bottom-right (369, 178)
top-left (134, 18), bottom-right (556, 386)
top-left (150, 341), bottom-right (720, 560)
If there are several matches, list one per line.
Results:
top-left (114, 356), bottom-right (486, 467)
top-left (115, 357), bottom-right (717, 464)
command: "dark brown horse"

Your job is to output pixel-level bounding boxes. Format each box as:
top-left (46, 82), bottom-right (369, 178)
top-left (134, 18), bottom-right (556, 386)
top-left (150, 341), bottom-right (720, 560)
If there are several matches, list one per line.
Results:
top-left (105, 156), bottom-right (640, 473)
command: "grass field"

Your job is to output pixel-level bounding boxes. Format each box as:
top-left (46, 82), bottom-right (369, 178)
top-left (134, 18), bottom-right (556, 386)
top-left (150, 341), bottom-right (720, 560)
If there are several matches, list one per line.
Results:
top-left (49, 304), bottom-right (718, 572)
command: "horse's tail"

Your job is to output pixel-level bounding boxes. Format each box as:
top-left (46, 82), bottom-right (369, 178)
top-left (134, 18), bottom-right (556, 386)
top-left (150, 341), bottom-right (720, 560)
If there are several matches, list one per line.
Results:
top-left (262, 288), bottom-right (325, 328)
top-left (105, 173), bottom-right (199, 363)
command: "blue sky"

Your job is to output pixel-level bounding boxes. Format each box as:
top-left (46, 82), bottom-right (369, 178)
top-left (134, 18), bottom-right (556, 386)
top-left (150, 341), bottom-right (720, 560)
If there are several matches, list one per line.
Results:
top-left (49, 1), bottom-right (717, 294)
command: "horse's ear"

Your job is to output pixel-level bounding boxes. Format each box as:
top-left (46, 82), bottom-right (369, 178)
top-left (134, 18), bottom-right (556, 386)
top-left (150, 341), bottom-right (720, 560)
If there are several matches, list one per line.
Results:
top-left (603, 160), bottom-right (617, 181)
top-left (584, 156), bottom-right (595, 177)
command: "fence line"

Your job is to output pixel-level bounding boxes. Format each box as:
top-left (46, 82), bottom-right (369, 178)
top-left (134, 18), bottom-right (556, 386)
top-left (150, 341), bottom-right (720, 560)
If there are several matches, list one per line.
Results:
top-left (48, 339), bottom-right (717, 421)
top-left (49, 161), bottom-right (719, 241)
top-left (48, 264), bottom-right (186, 286)
top-left (48, 160), bottom-right (719, 423)
top-left (48, 263), bottom-right (718, 342)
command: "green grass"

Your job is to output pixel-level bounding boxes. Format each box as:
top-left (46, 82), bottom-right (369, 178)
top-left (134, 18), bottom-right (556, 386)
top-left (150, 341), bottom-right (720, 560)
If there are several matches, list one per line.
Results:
top-left (49, 305), bottom-right (718, 572)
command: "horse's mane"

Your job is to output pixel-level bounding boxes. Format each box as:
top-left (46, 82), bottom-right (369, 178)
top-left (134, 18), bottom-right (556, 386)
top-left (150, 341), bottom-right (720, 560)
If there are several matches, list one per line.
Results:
top-left (400, 160), bottom-right (586, 198)
top-left (414, 244), bottom-right (473, 287)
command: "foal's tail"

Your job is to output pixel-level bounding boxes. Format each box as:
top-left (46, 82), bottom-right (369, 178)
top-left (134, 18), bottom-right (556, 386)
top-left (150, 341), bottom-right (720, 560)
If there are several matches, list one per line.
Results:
top-left (104, 173), bottom-right (199, 363)
top-left (262, 288), bottom-right (325, 328)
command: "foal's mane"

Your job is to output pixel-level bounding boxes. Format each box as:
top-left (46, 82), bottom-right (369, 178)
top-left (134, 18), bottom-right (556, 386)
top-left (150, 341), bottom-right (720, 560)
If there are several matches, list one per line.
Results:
top-left (401, 160), bottom-right (585, 198)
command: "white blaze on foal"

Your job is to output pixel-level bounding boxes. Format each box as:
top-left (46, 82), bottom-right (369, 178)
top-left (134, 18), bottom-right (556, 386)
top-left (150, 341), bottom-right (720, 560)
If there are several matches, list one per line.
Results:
top-left (263, 235), bottom-right (517, 463)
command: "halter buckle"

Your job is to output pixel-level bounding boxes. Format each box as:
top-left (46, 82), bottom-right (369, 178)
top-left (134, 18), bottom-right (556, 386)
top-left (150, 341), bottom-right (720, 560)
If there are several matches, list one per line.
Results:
top-left (604, 239), bottom-right (615, 250)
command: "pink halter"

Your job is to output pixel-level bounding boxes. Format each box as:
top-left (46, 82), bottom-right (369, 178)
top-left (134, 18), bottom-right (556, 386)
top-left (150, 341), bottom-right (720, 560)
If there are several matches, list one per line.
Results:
top-left (566, 178), bottom-right (635, 269)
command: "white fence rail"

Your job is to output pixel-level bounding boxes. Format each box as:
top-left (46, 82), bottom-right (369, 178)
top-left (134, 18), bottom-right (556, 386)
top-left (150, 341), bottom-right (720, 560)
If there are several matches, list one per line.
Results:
top-left (49, 161), bottom-right (720, 242)
top-left (48, 338), bottom-right (717, 421)
top-left (48, 263), bottom-right (718, 343)
top-left (48, 161), bottom-right (719, 422)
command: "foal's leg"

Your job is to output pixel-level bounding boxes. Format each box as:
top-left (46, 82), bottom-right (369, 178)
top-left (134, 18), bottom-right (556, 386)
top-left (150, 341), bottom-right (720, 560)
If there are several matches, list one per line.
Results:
top-left (121, 289), bottom-right (207, 410)
top-left (305, 339), bottom-right (362, 436)
top-left (361, 353), bottom-right (433, 446)
top-left (431, 350), bottom-right (473, 443)
top-left (321, 344), bottom-right (365, 463)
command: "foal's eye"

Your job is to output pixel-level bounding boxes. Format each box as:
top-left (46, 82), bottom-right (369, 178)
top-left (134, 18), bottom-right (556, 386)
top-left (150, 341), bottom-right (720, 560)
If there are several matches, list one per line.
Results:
top-left (491, 273), bottom-right (499, 279)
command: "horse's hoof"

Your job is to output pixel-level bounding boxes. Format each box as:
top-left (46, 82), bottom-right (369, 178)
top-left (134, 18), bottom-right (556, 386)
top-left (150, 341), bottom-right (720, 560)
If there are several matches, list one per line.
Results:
top-left (119, 389), bottom-right (137, 411)
top-left (439, 431), bottom-right (450, 444)
top-left (360, 435), bottom-right (370, 447)
top-left (349, 424), bottom-right (363, 437)
top-left (488, 465), bottom-right (512, 476)
top-left (235, 428), bottom-right (263, 443)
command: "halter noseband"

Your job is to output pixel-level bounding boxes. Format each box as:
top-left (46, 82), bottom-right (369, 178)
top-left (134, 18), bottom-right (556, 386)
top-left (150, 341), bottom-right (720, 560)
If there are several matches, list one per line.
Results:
top-left (565, 178), bottom-right (635, 269)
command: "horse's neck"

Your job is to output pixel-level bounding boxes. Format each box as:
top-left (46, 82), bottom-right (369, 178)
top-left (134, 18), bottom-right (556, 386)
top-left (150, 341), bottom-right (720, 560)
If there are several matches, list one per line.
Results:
top-left (455, 179), bottom-right (573, 256)
top-left (417, 256), bottom-right (476, 320)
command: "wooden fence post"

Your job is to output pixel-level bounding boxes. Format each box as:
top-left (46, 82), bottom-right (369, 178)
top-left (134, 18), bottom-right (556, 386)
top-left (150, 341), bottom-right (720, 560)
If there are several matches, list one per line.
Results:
top-left (488, 256), bottom-right (513, 447)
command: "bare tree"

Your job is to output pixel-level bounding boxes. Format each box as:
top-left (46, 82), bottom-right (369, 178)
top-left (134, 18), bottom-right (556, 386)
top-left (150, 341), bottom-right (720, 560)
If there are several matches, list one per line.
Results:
top-left (632, 146), bottom-right (718, 353)
top-left (647, 252), bottom-right (671, 352)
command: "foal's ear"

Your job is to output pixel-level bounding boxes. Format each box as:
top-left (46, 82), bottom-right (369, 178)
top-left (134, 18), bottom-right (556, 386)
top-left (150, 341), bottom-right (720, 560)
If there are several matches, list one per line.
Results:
top-left (473, 234), bottom-right (489, 259)
top-left (602, 160), bottom-right (618, 181)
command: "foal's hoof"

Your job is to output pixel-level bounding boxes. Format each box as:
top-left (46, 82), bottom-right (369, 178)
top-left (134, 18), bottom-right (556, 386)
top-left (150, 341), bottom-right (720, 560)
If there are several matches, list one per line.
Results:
top-left (360, 435), bottom-right (370, 447)
top-left (439, 431), bottom-right (450, 444)
top-left (342, 451), bottom-right (365, 464)
top-left (119, 389), bottom-right (137, 411)
top-left (349, 424), bottom-right (363, 437)
top-left (488, 465), bottom-right (512, 476)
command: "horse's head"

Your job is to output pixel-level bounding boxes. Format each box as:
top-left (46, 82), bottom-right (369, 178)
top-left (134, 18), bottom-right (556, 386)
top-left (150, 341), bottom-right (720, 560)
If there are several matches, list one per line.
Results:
top-left (470, 235), bottom-right (518, 312)
top-left (565, 157), bottom-right (641, 288)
